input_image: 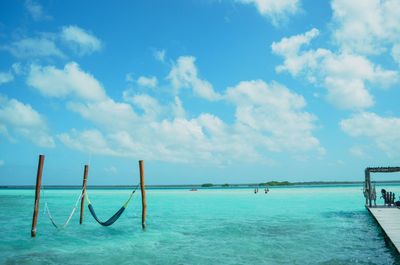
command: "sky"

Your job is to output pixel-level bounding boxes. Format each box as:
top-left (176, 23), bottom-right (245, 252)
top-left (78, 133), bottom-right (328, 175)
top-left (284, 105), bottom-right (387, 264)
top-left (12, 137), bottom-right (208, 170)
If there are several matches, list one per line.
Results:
top-left (0, 0), bottom-right (400, 185)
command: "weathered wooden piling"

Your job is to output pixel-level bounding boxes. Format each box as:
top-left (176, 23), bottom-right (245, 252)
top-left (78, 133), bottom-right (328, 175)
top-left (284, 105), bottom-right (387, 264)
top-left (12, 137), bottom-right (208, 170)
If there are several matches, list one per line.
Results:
top-left (79, 165), bottom-right (89, 224)
top-left (31, 154), bottom-right (44, 237)
top-left (139, 160), bottom-right (146, 229)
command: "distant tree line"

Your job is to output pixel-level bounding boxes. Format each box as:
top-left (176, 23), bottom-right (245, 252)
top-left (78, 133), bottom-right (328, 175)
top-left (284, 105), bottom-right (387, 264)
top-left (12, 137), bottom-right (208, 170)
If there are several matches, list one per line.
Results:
top-left (201, 181), bottom-right (292, 187)
top-left (259, 181), bottom-right (291, 186)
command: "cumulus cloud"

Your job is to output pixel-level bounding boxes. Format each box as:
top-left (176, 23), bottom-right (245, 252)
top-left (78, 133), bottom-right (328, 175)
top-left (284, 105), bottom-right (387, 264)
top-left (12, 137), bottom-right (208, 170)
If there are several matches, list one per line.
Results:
top-left (137, 76), bottom-right (158, 88)
top-left (27, 62), bottom-right (107, 101)
top-left (58, 129), bottom-right (117, 156)
top-left (60, 79), bottom-right (322, 163)
top-left (24, 57), bottom-right (322, 163)
top-left (331, 0), bottom-right (400, 56)
top-left (67, 99), bottom-right (139, 131)
top-left (128, 94), bottom-right (162, 119)
top-left (237, 0), bottom-right (300, 26)
top-left (225, 80), bottom-right (323, 154)
top-left (0, 95), bottom-right (54, 147)
top-left (25, 0), bottom-right (52, 21)
top-left (340, 112), bottom-right (400, 158)
top-left (272, 28), bottom-right (398, 110)
top-left (0, 72), bottom-right (14, 85)
top-left (61, 25), bottom-right (102, 55)
top-left (168, 56), bottom-right (221, 101)
top-left (3, 37), bottom-right (64, 59)
top-left (2, 26), bottom-right (101, 59)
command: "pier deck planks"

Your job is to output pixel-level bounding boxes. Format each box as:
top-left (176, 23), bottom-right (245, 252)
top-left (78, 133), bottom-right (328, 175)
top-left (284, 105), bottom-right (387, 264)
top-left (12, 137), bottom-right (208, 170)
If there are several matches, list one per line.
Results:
top-left (367, 206), bottom-right (400, 253)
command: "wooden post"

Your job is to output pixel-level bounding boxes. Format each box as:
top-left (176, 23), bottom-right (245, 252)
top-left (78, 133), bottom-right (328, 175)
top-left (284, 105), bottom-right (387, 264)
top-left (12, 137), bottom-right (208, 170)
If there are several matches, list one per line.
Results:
top-left (365, 168), bottom-right (372, 207)
top-left (367, 170), bottom-right (372, 207)
top-left (79, 165), bottom-right (89, 224)
top-left (31, 154), bottom-right (44, 237)
top-left (139, 160), bottom-right (146, 229)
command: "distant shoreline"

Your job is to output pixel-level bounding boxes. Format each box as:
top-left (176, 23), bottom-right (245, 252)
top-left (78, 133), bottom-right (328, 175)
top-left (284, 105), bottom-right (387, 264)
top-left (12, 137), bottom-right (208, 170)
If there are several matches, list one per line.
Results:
top-left (1, 180), bottom-right (400, 189)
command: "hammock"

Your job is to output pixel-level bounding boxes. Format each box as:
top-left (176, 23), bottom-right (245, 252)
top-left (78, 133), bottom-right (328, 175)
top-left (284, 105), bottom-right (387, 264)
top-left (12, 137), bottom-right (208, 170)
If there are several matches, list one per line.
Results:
top-left (85, 185), bottom-right (139, 226)
top-left (42, 187), bottom-right (85, 229)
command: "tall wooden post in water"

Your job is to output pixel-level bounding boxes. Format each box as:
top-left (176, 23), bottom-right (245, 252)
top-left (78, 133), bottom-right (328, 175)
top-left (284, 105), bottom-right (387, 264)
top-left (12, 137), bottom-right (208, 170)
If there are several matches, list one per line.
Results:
top-left (139, 160), bottom-right (146, 229)
top-left (79, 165), bottom-right (89, 224)
top-left (31, 154), bottom-right (44, 237)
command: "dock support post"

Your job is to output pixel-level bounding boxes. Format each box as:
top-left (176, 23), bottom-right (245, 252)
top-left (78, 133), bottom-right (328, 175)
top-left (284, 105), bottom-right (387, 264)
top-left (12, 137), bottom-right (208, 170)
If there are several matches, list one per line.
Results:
top-left (365, 168), bottom-right (372, 207)
top-left (139, 160), bottom-right (146, 229)
top-left (31, 154), bottom-right (44, 237)
top-left (79, 165), bottom-right (89, 224)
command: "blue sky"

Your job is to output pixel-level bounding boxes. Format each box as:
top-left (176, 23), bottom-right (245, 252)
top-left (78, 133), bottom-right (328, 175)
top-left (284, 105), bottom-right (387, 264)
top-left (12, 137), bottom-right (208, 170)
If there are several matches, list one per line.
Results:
top-left (1, 0), bottom-right (400, 185)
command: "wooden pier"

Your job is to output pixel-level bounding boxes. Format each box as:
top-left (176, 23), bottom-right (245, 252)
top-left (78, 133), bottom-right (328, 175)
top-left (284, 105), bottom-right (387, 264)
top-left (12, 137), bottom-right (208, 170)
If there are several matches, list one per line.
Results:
top-left (367, 206), bottom-right (400, 253)
top-left (363, 166), bottom-right (400, 252)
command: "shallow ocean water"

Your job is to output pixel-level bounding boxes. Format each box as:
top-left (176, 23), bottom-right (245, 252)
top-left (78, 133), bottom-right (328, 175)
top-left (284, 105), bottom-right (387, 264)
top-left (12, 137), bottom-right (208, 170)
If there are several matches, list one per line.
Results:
top-left (1, 185), bottom-right (399, 265)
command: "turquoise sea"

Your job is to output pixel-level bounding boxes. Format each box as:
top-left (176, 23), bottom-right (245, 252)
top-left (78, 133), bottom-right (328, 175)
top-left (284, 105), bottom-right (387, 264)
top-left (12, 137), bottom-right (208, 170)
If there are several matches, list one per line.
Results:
top-left (1, 185), bottom-right (400, 265)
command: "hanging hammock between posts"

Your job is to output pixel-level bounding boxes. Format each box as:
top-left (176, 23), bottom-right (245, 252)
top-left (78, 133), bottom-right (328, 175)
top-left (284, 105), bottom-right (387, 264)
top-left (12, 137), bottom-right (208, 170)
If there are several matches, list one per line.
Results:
top-left (85, 184), bottom-right (139, 226)
top-left (43, 187), bottom-right (86, 229)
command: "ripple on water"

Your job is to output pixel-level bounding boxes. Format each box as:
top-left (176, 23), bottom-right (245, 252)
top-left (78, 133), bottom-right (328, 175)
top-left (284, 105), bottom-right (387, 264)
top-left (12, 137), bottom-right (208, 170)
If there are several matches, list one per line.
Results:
top-left (1, 187), bottom-right (400, 265)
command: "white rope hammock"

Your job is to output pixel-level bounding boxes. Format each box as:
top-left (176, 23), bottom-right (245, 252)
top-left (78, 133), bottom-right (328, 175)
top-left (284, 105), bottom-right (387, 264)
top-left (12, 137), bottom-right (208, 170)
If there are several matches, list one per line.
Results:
top-left (42, 187), bottom-right (85, 229)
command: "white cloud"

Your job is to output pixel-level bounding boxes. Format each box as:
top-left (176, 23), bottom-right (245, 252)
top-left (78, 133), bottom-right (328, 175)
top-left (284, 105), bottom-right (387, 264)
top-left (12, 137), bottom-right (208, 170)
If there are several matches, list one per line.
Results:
top-left (67, 99), bottom-right (138, 131)
top-left (225, 80), bottom-right (323, 154)
top-left (237, 0), bottom-right (300, 26)
top-left (272, 28), bottom-right (324, 76)
top-left (271, 28), bottom-right (319, 64)
top-left (168, 56), bottom-right (221, 101)
top-left (25, 0), bottom-right (51, 21)
top-left (3, 37), bottom-right (64, 59)
top-left (125, 93), bottom-right (162, 119)
top-left (39, 58), bottom-right (322, 163)
top-left (0, 95), bottom-right (54, 147)
top-left (331, 0), bottom-right (400, 56)
top-left (61, 80), bottom-right (323, 163)
top-left (3, 26), bottom-right (101, 58)
top-left (58, 129), bottom-right (117, 156)
top-left (340, 112), bottom-right (400, 158)
top-left (137, 76), bottom-right (158, 88)
top-left (122, 89), bottom-right (184, 120)
top-left (0, 160), bottom-right (4, 167)
top-left (171, 96), bottom-right (186, 118)
top-left (27, 62), bottom-right (107, 101)
top-left (323, 77), bottom-right (374, 110)
top-left (61, 26), bottom-right (102, 55)
top-left (0, 72), bottom-right (14, 85)
top-left (272, 28), bottom-right (398, 110)
top-left (153, 49), bottom-right (166, 62)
